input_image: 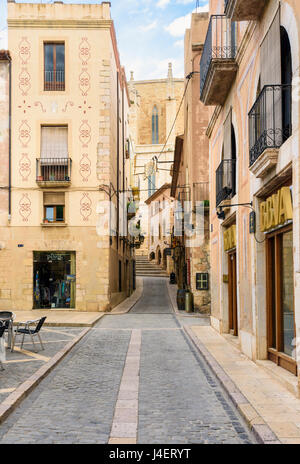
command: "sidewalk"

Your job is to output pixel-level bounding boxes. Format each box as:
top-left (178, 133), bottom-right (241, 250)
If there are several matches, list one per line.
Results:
top-left (186, 325), bottom-right (300, 444)
top-left (10, 278), bottom-right (144, 327)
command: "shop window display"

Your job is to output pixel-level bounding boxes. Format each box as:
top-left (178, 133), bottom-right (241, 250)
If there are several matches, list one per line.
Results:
top-left (33, 251), bottom-right (75, 309)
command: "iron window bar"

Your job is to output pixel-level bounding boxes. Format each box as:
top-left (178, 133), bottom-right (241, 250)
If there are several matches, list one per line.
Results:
top-left (44, 70), bottom-right (65, 91)
top-left (36, 158), bottom-right (72, 182)
top-left (248, 84), bottom-right (292, 166)
top-left (216, 158), bottom-right (236, 207)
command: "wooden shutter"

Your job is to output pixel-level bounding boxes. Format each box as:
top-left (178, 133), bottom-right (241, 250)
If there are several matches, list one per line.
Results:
top-left (260, 8), bottom-right (281, 87)
top-left (41, 126), bottom-right (68, 161)
top-left (223, 108), bottom-right (232, 161)
top-left (43, 192), bottom-right (65, 205)
top-left (260, 8), bottom-right (282, 145)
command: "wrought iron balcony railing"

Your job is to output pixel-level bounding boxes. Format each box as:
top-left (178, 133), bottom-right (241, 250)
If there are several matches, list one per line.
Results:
top-left (216, 159), bottom-right (236, 207)
top-left (36, 158), bottom-right (72, 184)
top-left (44, 70), bottom-right (65, 91)
top-left (248, 84), bottom-right (292, 166)
top-left (200, 15), bottom-right (237, 99)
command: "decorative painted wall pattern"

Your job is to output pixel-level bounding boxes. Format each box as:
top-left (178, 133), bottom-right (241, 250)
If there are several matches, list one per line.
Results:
top-left (78, 38), bottom-right (92, 202)
top-left (18, 99), bottom-right (31, 114)
top-left (18, 38), bottom-right (32, 184)
top-left (19, 194), bottom-right (31, 222)
top-left (18, 37), bottom-right (31, 96)
top-left (19, 153), bottom-right (31, 182)
top-left (62, 101), bottom-right (74, 113)
top-left (79, 38), bottom-right (91, 97)
top-left (18, 120), bottom-right (31, 148)
top-left (79, 37), bottom-right (91, 65)
top-left (80, 193), bottom-right (92, 221)
top-left (79, 153), bottom-right (91, 182)
top-left (79, 120), bottom-right (91, 147)
top-left (19, 68), bottom-right (31, 96)
top-left (19, 37), bottom-right (31, 65)
top-left (79, 68), bottom-right (91, 96)
top-left (34, 101), bottom-right (46, 113)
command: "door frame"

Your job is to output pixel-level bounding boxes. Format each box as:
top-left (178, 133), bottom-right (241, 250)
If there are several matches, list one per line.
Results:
top-left (266, 224), bottom-right (297, 375)
top-left (228, 249), bottom-right (238, 336)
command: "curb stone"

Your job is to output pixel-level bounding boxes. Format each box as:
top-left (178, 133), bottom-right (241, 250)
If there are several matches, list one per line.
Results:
top-left (183, 325), bottom-right (282, 445)
top-left (0, 327), bottom-right (91, 425)
top-left (110, 278), bottom-right (144, 315)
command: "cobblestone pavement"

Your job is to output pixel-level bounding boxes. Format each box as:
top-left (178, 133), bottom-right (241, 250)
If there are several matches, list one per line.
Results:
top-left (0, 327), bottom-right (83, 404)
top-left (0, 278), bottom-right (256, 444)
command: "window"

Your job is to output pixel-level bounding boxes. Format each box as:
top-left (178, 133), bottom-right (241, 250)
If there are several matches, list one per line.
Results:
top-left (44, 43), bottom-right (65, 91)
top-left (267, 225), bottom-right (296, 374)
top-left (148, 174), bottom-right (155, 198)
top-left (281, 26), bottom-right (292, 141)
top-left (152, 106), bottom-right (159, 144)
top-left (40, 126), bottom-right (69, 182)
top-left (43, 192), bottom-right (65, 224)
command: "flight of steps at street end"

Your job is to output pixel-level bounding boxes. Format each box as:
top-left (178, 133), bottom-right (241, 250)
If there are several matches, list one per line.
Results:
top-left (135, 256), bottom-right (168, 277)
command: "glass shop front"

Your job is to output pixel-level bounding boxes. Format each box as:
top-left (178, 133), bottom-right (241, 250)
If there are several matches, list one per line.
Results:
top-left (33, 251), bottom-right (76, 309)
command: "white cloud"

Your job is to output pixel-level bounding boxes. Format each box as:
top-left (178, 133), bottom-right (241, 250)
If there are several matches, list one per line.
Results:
top-left (174, 39), bottom-right (184, 48)
top-left (139, 20), bottom-right (158, 32)
top-left (0, 28), bottom-right (7, 50)
top-left (165, 3), bottom-right (209, 37)
top-left (157, 0), bottom-right (170, 8)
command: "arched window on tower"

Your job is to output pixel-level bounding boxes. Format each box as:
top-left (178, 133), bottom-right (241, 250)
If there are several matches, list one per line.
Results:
top-left (152, 106), bottom-right (159, 144)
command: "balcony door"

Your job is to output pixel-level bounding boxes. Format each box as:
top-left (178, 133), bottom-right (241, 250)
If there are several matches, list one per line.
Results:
top-left (44, 43), bottom-right (65, 91)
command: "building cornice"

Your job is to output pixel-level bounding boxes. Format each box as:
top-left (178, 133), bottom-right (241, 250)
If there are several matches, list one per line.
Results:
top-left (7, 19), bottom-right (113, 29)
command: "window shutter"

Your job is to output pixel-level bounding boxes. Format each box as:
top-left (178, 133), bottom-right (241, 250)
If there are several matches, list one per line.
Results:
top-left (41, 126), bottom-right (68, 162)
top-left (43, 192), bottom-right (65, 206)
top-left (223, 108), bottom-right (232, 161)
top-left (260, 8), bottom-right (281, 87)
top-left (260, 8), bottom-right (282, 146)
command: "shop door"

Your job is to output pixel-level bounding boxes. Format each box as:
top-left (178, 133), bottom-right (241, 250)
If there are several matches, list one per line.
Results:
top-left (266, 226), bottom-right (296, 374)
top-left (228, 251), bottom-right (238, 336)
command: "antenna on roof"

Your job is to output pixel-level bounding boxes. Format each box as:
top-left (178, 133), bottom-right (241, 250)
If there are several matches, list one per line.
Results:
top-left (196, 0), bottom-right (200, 12)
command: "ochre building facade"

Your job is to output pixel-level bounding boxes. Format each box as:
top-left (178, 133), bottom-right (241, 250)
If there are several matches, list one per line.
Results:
top-left (204, 0), bottom-right (300, 391)
top-left (0, 1), bottom-right (134, 312)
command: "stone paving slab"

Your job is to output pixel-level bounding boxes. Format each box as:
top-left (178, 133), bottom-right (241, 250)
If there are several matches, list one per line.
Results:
top-left (0, 327), bottom-right (89, 426)
top-left (186, 325), bottom-right (300, 444)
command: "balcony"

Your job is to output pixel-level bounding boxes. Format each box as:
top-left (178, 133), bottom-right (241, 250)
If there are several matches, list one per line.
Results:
top-left (216, 159), bottom-right (236, 207)
top-left (248, 85), bottom-right (292, 177)
top-left (36, 158), bottom-right (72, 187)
top-left (224, 0), bottom-right (268, 21)
top-left (200, 15), bottom-right (238, 106)
top-left (44, 70), bottom-right (65, 91)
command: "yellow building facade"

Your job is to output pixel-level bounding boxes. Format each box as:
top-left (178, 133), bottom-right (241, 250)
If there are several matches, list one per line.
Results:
top-left (204, 0), bottom-right (300, 389)
top-left (0, 1), bottom-right (134, 312)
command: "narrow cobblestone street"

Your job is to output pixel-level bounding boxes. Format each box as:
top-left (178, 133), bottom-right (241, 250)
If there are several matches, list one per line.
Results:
top-left (0, 278), bottom-right (256, 444)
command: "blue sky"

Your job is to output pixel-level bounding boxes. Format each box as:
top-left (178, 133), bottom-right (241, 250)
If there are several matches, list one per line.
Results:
top-left (0, 0), bottom-right (209, 80)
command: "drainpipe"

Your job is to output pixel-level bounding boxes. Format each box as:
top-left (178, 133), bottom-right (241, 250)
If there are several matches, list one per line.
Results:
top-left (6, 52), bottom-right (12, 223)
